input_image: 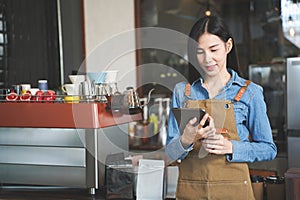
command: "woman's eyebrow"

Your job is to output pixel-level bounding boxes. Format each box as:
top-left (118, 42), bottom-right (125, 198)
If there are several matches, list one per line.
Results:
top-left (210, 43), bottom-right (220, 48)
top-left (197, 43), bottom-right (220, 50)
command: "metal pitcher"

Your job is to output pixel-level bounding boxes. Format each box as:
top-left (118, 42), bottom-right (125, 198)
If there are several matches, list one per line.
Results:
top-left (96, 84), bottom-right (108, 102)
top-left (122, 86), bottom-right (142, 114)
top-left (80, 81), bottom-right (94, 100)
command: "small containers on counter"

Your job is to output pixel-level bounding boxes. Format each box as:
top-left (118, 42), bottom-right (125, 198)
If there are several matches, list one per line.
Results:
top-left (1, 79), bottom-right (56, 102)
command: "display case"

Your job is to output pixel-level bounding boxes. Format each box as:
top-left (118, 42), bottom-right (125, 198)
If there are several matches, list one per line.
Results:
top-left (286, 57), bottom-right (300, 168)
top-left (0, 102), bottom-right (142, 194)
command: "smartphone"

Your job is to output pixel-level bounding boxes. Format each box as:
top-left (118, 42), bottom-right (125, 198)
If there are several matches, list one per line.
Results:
top-left (172, 108), bottom-right (209, 133)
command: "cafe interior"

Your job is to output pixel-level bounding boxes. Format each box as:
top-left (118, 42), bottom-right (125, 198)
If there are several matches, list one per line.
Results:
top-left (0, 0), bottom-right (300, 199)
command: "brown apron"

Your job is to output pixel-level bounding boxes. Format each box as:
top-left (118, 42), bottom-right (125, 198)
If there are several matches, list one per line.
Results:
top-left (176, 82), bottom-right (255, 200)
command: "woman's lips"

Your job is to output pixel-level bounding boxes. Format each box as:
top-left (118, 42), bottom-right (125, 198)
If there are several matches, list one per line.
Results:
top-left (206, 64), bottom-right (215, 71)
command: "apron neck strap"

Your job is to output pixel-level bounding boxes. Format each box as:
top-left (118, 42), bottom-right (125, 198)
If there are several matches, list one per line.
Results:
top-left (185, 83), bottom-right (191, 97)
top-left (234, 80), bottom-right (251, 102)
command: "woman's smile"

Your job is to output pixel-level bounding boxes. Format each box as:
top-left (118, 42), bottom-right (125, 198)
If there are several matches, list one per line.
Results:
top-left (205, 64), bottom-right (216, 71)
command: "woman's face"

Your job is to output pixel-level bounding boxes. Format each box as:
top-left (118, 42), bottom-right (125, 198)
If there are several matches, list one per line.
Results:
top-left (197, 32), bottom-right (232, 78)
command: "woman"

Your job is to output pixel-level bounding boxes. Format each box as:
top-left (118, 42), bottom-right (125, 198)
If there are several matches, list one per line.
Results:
top-left (165, 15), bottom-right (277, 199)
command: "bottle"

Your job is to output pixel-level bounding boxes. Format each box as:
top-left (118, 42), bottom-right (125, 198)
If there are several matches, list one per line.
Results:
top-left (38, 80), bottom-right (48, 92)
top-left (128, 122), bottom-right (137, 146)
top-left (139, 97), bottom-right (149, 124)
top-left (148, 113), bottom-right (159, 135)
top-left (159, 114), bottom-right (167, 146)
top-left (163, 98), bottom-right (171, 123)
top-left (154, 98), bottom-right (163, 122)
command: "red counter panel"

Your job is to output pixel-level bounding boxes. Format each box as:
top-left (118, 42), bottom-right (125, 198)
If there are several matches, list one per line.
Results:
top-left (0, 102), bottom-right (141, 128)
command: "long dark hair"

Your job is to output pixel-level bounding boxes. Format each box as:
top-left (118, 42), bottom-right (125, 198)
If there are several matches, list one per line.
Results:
top-left (187, 15), bottom-right (240, 83)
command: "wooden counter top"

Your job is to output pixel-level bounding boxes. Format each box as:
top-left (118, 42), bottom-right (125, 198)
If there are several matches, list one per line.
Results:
top-left (0, 102), bottom-right (142, 128)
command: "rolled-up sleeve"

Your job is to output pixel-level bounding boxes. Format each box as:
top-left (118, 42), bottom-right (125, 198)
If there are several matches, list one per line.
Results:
top-left (165, 83), bottom-right (192, 161)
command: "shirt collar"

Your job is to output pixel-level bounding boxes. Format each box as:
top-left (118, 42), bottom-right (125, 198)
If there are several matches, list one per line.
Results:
top-left (191, 77), bottom-right (202, 86)
top-left (227, 68), bottom-right (246, 87)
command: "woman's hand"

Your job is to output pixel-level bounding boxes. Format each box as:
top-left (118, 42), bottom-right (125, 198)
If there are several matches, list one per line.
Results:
top-left (202, 133), bottom-right (233, 154)
top-left (180, 113), bottom-right (216, 148)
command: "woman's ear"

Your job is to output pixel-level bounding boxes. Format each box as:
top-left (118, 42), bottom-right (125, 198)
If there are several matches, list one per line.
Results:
top-left (226, 38), bottom-right (233, 53)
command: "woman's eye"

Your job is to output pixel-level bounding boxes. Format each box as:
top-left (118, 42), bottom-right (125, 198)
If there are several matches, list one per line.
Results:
top-left (197, 48), bottom-right (204, 54)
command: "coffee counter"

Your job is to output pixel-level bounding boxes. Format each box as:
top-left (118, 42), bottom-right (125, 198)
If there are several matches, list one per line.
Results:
top-left (0, 102), bottom-right (142, 194)
top-left (0, 102), bottom-right (141, 128)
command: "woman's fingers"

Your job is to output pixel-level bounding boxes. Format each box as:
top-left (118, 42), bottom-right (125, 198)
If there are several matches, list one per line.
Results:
top-left (181, 117), bottom-right (199, 146)
top-left (202, 134), bottom-right (233, 154)
top-left (196, 115), bottom-right (216, 140)
top-left (198, 113), bottom-right (209, 129)
top-left (188, 117), bottom-right (198, 126)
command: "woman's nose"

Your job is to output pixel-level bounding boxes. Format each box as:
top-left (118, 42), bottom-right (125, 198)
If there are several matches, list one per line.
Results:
top-left (204, 51), bottom-right (212, 63)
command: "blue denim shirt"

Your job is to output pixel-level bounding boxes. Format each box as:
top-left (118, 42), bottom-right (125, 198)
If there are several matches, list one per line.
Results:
top-left (165, 69), bottom-right (277, 163)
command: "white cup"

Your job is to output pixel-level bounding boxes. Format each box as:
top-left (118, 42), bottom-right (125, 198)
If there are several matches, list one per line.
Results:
top-left (104, 70), bottom-right (118, 83)
top-left (69, 75), bottom-right (85, 84)
top-left (29, 88), bottom-right (40, 95)
top-left (21, 84), bottom-right (31, 94)
top-left (62, 84), bottom-right (80, 95)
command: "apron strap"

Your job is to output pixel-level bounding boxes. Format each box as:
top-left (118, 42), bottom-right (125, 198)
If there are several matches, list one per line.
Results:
top-left (185, 83), bottom-right (191, 97)
top-left (234, 80), bottom-right (251, 102)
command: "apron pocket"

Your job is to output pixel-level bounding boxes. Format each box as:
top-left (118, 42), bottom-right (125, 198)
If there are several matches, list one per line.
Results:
top-left (176, 179), bottom-right (254, 200)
